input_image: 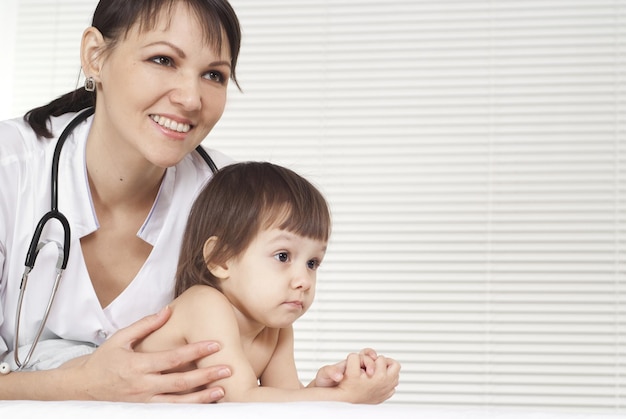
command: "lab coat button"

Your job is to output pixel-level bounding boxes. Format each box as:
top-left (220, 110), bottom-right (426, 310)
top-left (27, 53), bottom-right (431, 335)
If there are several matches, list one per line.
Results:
top-left (97, 329), bottom-right (109, 339)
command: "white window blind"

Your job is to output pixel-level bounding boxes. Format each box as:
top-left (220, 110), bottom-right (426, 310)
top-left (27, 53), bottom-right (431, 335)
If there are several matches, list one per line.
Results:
top-left (7, 0), bottom-right (626, 412)
top-left (9, 0), bottom-right (97, 117)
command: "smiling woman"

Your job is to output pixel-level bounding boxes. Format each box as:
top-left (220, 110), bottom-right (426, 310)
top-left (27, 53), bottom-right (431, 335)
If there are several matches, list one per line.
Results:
top-left (79, 2), bottom-right (232, 171)
top-left (5, 0), bottom-right (626, 413)
top-left (0, 0), bottom-right (249, 402)
top-left (0, 0), bottom-right (396, 404)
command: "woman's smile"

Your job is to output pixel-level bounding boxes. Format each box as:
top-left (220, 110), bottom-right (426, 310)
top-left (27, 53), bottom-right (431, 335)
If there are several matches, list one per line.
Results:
top-left (150, 114), bottom-right (192, 134)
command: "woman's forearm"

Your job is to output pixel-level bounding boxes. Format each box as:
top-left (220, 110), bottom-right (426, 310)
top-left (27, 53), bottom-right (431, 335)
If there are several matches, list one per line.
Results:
top-left (0, 308), bottom-right (230, 403)
top-left (0, 367), bottom-right (85, 400)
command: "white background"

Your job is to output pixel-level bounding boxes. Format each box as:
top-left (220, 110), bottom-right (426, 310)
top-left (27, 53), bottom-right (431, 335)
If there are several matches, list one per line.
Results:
top-left (0, 0), bottom-right (17, 119)
top-left (2, 0), bottom-right (625, 412)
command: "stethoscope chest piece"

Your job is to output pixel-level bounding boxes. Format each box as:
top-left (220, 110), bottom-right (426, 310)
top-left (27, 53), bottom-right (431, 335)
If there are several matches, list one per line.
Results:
top-left (12, 107), bottom-right (218, 372)
top-left (10, 104), bottom-right (82, 372)
top-left (0, 362), bottom-right (10, 375)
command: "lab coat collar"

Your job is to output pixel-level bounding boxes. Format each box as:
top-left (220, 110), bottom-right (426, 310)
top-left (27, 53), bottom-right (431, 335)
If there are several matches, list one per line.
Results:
top-left (56, 113), bottom-right (97, 239)
top-left (137, 168), bottom-right (175, 245)
top-left (57, 113), bottom-right (173, 246)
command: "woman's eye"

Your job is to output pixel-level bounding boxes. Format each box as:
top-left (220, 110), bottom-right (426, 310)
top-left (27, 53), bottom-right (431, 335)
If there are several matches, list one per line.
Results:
top-left (275, 252), bottom-right (289, 263)
top-left (151, 56), bottom-right (173, 66)
top-left (204, 70), bottom-right (224, 83)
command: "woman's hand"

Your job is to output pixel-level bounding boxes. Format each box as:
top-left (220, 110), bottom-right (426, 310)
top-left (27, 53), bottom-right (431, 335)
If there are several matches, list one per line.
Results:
top-left (66, 306), bottom-right (231, 403)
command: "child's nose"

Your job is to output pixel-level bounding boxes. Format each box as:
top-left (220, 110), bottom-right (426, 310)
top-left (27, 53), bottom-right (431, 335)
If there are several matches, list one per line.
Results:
top-left (291, 268), bottom-right (313, 291)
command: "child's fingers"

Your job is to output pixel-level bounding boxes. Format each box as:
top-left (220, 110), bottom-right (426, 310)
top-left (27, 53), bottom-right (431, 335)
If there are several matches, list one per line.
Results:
top-left (344, 353), bottom-right (362, 377)
top-left (359, 347), bottom-right (378, 360)
top-left (359, 352), bottom-right (377, 376)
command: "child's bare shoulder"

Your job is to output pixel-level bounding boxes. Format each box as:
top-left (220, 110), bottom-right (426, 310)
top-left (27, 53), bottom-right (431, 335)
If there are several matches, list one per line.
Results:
top-left (169, 285), bottom-right (240, 345)
top-left (172, 285), bottom-right (231, 313)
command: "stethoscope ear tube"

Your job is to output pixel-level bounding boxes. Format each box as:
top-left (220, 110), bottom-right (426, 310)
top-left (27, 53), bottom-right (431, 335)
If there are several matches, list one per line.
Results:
top-left (12, 106), bottom-right (218, 372)
top-left (11, 108), bottom-right (93, 372)
top-left (24, 107), bottom-right (95, 270)
top-left (195, 145), bottom-right (218, 174)
top-left (51, 107), bottom-right (94, 212)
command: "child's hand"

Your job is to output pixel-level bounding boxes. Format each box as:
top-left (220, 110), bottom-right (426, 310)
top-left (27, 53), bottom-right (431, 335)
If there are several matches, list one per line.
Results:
top-left (358, 347), bottom-right (379, 377)
top-left (310, 360), bottom-right (347, 388)
top-left (336, 352), bottom-right (401, 404)
top-left (310, 348), bottom-right (387, 388)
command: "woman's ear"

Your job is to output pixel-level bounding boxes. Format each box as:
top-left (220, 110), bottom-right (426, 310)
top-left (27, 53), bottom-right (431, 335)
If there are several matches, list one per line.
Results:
top-left (80, 26), bottom-right (106, 84)
top-left (203, 236), bottom-right (230, 279)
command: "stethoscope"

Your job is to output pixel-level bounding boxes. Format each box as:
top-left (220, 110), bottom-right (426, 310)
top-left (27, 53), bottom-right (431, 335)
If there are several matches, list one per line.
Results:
top-left (4, 107), bottom-right (218, 373)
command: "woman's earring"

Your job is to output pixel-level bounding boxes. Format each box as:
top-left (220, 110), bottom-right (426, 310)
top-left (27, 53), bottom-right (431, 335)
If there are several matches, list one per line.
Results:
top-left (84, 76), bottom-right (96, 92)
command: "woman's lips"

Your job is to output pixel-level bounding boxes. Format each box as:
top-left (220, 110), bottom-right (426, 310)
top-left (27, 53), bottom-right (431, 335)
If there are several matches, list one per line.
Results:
top-left (150, 114), bottom-right (192, 133)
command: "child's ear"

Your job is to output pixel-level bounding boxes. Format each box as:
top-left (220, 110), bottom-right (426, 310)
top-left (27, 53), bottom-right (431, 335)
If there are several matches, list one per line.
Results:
top-left (203, 236), bottom-right (229, 279)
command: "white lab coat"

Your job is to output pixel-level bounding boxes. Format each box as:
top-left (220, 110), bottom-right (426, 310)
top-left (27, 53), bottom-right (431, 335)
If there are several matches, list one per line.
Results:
top-left (0, 111), bottom-right (231, 362)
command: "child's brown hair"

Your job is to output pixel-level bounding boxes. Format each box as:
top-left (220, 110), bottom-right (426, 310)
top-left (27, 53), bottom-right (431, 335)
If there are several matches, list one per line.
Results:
top-left (175, 161), bottom-right (331, 297)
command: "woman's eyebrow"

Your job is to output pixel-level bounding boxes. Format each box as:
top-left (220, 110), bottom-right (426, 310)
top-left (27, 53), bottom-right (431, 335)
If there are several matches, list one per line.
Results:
top-left (146, 41), bottom-right (187, 58)
top-left (211, 60), bottom-right (232, 69)
top-left (145, 41), bottom-right (232, 68)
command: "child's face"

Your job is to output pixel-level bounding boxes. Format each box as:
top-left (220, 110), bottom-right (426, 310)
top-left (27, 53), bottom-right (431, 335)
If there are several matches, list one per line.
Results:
top-left (219, 227), bottom-right (327, 329)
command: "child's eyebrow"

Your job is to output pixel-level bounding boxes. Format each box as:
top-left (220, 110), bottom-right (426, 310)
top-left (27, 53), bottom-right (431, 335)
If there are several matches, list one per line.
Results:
top-left (267, 231), bottom-right (298, 243)
top-left (268, 231), bottom-right (328, 253)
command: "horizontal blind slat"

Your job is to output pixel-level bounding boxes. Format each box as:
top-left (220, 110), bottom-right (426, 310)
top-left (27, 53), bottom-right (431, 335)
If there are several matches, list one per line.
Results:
top-left (8, 0), bottom-right (626, 412)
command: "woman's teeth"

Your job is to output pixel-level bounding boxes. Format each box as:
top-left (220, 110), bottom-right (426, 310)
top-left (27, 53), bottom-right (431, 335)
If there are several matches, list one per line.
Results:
top-left (150, 115), bottom-right (191, 133)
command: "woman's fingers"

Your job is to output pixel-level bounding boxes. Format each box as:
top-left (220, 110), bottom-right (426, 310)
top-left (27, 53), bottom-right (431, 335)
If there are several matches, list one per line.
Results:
top-left (152, 386), bottom-right (225, 404)
top-left (108, 307), bottom-right (228, 378)
top-left (79, 309), bottom-right (230, 402)
top-left (149, 366), bottom-right (231, 403)
top-left (108, 306), bottom-right (172, 349)
top-left (139, 341), bottom-right (223, 373)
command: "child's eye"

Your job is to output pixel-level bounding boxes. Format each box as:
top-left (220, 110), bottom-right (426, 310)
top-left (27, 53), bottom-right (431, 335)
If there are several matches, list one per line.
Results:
top-left (307, 259), bottom-right (321, 271)
top-left (275, 252), bottom-right (289, 263)
top-left (150, 56), bottom-right (174, 67)
top-left (204, 70), bottom-right (224, 83)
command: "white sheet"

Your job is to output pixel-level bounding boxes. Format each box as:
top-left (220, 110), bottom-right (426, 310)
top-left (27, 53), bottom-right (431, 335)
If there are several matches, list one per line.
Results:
top-left (1, 401), bottom-right (624, 419)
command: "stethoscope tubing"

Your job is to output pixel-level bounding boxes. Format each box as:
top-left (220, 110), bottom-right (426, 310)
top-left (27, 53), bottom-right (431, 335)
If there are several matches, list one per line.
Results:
top-left (11, 107), bottom-right (218, 372)
top-left (14, 107), bottom-right (95, 370)
top-left (24, 106), bottom-right (95, 270)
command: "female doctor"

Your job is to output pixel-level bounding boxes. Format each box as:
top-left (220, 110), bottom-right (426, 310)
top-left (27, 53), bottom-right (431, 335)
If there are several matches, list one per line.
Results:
top-left (0, 0), bottom-right (350, 402)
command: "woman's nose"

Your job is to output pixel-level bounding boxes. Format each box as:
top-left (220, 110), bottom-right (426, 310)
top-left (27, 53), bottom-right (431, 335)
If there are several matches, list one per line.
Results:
top-left (170, 75), bottom-right (202, 111)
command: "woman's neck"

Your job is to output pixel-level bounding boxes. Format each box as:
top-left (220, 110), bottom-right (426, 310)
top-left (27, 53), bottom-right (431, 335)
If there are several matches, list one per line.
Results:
top-left (85, 126), bottom-right (165, 212)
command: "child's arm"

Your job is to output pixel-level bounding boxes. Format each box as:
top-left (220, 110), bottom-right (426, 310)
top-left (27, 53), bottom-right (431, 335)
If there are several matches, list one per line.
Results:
top-left (258, 326), bottom-right (303, 390)
top-left (257, 340), bottom-right (401, 404)
top-left (171, 287), bottom-right (400, 403)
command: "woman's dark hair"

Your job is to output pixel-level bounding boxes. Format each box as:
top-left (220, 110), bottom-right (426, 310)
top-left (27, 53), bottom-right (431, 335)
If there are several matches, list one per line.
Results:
top-left (24, 0), bottom-right (241, 138)
top-left (175, 162), bottom-right (332, 297)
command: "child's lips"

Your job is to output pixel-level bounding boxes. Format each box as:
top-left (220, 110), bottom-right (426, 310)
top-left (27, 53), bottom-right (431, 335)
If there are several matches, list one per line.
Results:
top-left (284, 300), bottom-right (304, 309)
